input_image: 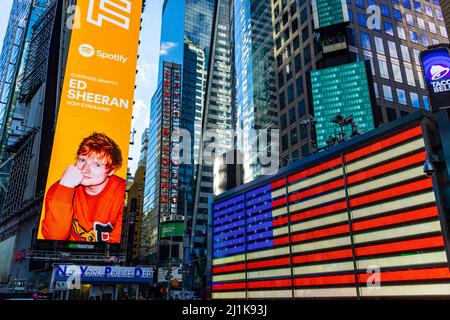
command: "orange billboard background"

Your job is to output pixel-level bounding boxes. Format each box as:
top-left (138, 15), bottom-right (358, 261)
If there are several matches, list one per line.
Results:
top-left (37, 0), bottom-right (142, 241)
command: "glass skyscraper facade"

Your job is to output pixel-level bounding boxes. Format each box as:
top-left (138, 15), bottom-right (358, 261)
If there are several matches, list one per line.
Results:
top-left (0, 0), bottom-right (48, 205)
top-left (142, 0), bottom-right (217, 272)
top-left (274, 0), bottom-right (449, 167)
top-left (234, 0), bottom-right (279, 183)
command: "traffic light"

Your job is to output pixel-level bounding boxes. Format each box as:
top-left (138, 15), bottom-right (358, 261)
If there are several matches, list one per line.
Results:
top-left (167, 264), bottom-right (172, 276)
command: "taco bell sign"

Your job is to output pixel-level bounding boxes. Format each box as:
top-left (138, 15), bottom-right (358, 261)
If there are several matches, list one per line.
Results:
top-left (421, 45), bottom-right (450, 112)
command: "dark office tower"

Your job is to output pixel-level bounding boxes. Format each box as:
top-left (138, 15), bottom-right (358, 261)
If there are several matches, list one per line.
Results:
top-left (234, 0), bottom-right (279, 183)
top-left (274, 0), bottom-right (449, 167)
top-left (0, 0), bottom-right (48, 205)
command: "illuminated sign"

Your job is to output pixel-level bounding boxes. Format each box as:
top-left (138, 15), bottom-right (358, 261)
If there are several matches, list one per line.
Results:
top-left (312, 0), bottom-right (349, 29)
top-left (161, 221), bottom-right (184, 238)
top-left (37, 0), bottom-right (143, 243)
top-left (421, 46), bottom-right (450, 112)
top-left (212, 124), bottom-right (450, 299)
top-left (54, 265), bottom-right (153, 283)
top-left (160, 62), bottom-right (181, 218)
top-left (310, 61), bottom-right (379, 149)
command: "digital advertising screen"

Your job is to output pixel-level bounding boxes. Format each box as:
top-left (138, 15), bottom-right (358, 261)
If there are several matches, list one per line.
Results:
top-left (310, 61), bottom-right (379, 149)
top-left (37, 0), bottom-right (143, 243)
top-left (312, 0), bottom-right (349, 29)
top-left (420, 45), bottom-right (450, 112)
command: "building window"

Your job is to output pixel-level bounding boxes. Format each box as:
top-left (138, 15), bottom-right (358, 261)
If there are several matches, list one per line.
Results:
top-left (348, 9), bottom-right (354, 23)
top-left (373, 82), bottom-right (379, 98)
top-left (294, 53), bottom-right (302, 71)
top-left (394, 9), bottom-right (403, 22)
top-left (288, 106), bottom-right (296, 124)
top-left (301, 144), bottom-right (309, 157)
top-left (282, 134), bottom-right (288, 151)
top-left (387, 108), bottom-right (397, 121)
top-left (384, 22), bottom-right (394, 36)
top-left (298, 100), bottom-right (306, 118)
top-left (397, 26), bottom-right (406, 40)
top-left (361, 32), bottom-right (371, 50)
top-left (303, 44), bottom-right (311, 65)
top-left (302, 26), bottom-right (309, 43)
top-left (388, 41), bottom-right (398, 59)
top-left (413, 1), bottom-right (422, 13)
top-left (381, 4), bottom-right (390, 17)
top-left (383, 85), bottom-right (393, 102)
top-left (356, 0), bottom-right (365, 8)
top-left (417, 18), bottom-right (426, 30)
top-left (409, 31), bottom-right (419, 44)
top-left (290, 128), bottom-right (298, 145)
top-left (379, 60), bottom-right (390, 79)
top-left (292, 149), bottom-right (299, 161)
top-left (401, 45), bottom-right (411, 63)
top-left (287, 84), bottom-right (295, 103)
top-left (428, 22), bottom-right (437, 34)
top-left (393, 64), bottom-right (403, 83)
top-left (279, 92), bottom-right (286, 110)
top-left (421, 34), bottom-right (429, 47)
top-left (292, 18), bottom-right (298, 33)
top-left (410, 92), bottom-right (420, 108)
top-left (278, 71), bottom-right (284, 88)
top-left (402, 0), bottom-right (411, 10)
top-left (397, 88), bottom-right (407, 105)
top-left (405, 67), bottom-right (416, 86)
top-left (296, 76), bottom-right (304, 96)
top-left (374, 37), bottom-right (385, 55)
top-left (357, 13), bottom-right (367, 27)
top-left (281, 113), bottom-right (287, 128)
top-left (300, 8), bottom-right (307, 24)
top-left (406, 14), bottom-right (414, 26)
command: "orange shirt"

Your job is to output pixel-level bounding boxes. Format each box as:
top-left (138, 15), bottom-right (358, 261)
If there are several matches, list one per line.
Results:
top-left (41, 175), bottom-right (125, 243)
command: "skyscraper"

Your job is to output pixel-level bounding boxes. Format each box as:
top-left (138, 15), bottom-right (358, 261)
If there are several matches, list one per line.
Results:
top-left (274, 0), bottom-right (449, 167)
top-left (0, 0), bottom-right (48, 204)
top-left (234, 0), bottom-right (279, 183)
top-left (143, 0), bottom-right (232, 294)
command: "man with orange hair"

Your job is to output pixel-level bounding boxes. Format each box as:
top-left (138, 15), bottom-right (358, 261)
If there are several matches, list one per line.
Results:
top-left (41, 132), bottom-right (125, 243)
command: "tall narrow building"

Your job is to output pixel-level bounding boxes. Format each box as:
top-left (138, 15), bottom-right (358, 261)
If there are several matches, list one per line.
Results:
top-left (142, 0), bottom-right (235, 295)
top-left (234, 0), bottom-right (279, 183)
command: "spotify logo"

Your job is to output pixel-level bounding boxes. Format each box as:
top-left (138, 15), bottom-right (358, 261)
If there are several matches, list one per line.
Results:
top-left (78, 44), bottom-right (95, 58)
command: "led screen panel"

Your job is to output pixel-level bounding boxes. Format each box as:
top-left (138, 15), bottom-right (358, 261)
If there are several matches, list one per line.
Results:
top-left (312, 0), bottom-right (349, 29)
top-left (37, 0), bottom-right (143, 243)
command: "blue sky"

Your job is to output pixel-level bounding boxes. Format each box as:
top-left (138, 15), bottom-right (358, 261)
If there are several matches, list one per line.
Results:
top-left (0, 0), bottom-right (13, 50)
top-left (0, 0), bottom-right (165, 175)
top-left (128, 0), bottom-right (164, 174)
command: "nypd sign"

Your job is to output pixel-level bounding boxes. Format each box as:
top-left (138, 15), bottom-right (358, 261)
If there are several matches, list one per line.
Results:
top-left (421, 45), bottom-right (450, 112)
top-left (54, 265), bottom-right (154, 283)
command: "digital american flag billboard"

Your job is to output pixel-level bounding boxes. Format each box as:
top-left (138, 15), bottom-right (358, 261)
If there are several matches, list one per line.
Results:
top-left (211, 120), bottom-right (450, 299)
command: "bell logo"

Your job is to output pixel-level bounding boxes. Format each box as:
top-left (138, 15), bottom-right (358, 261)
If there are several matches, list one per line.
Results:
top-left (87, 0), bottom-right (131, 30)
top-left (78, 44), bottom-right (95, 57)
